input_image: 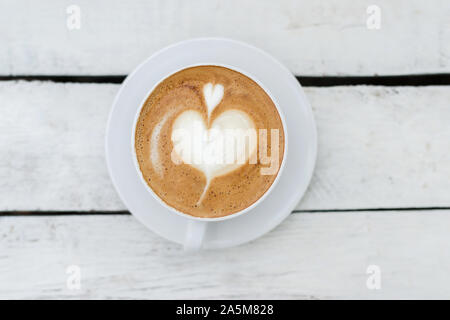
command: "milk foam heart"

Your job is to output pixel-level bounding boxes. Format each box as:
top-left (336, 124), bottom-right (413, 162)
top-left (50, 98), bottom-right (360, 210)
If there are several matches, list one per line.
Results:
top-left (203, 83), bottom-right (224, 117)
top-left (171, 109), bottom-right (256, 203)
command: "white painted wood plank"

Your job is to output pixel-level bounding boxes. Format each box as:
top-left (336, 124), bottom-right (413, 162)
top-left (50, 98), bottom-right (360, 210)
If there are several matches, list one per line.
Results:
top-left (1, 81), bottom-right (449, 211)
top-left (0, 82), bottom-right (124, 211)
top-left (303, 86), bottom-right (450, 210)
top-left (1, 0), bottom-right (449, 75)
top-left (1, 210), bottom-right (449, 299)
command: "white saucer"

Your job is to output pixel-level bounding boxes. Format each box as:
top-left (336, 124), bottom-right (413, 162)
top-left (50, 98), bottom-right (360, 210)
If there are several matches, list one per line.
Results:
top-left (105, 38), bottom-right (317, 249)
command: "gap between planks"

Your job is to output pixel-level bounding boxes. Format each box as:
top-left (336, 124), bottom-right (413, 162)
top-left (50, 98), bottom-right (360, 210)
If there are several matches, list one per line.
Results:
top-left (1, 74), bottom-right (450, 86)
top-left (1, 207), bottom-right (450, 216)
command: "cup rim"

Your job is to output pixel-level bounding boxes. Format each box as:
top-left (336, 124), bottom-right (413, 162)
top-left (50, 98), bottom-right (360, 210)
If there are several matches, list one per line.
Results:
top-left (131, 63), bottom-right (288, 222)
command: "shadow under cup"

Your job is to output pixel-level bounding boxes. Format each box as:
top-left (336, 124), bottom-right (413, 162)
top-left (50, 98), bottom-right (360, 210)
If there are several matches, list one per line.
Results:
top-left (132, 64), bottom-right (287, 222)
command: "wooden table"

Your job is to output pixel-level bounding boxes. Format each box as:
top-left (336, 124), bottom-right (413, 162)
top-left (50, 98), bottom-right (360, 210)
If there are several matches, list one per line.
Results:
top-left (1, 0), bottom-right (450, 299)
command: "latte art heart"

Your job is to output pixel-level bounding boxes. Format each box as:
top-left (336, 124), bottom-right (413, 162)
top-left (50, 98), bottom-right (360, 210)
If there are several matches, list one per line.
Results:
top-left (169, 82), bottom-right (258, 204)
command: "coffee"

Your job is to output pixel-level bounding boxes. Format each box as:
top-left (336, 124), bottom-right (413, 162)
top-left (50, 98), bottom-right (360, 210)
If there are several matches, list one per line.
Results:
top-left (135, 66), bottom-right (285, 218)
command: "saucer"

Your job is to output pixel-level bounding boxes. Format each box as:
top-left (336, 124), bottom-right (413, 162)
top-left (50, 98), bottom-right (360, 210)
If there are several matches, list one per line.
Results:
top-left (105, 38), bottom-right (317, 249)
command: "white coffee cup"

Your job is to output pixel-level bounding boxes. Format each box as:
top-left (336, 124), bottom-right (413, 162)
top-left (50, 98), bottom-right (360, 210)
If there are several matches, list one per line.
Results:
top-left (131, 63), bottom-right (288, 250)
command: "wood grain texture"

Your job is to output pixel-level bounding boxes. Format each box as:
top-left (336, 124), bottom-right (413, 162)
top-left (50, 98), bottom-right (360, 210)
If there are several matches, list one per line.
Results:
top-left (1, 0), bottom-right (449, 76)
top-left (1, 81), bottom-right (450, 211)
top-left (1, 210), bottom-right (449, 299)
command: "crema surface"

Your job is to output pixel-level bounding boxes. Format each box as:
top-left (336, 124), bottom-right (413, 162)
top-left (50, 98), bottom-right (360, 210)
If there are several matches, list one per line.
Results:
top-left (135, 66), bottom-right (284, 218)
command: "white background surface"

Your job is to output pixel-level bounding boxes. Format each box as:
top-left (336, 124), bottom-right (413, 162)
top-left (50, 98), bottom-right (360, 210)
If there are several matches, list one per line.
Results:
top-left (1, 0), bottom-right (450, 299)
